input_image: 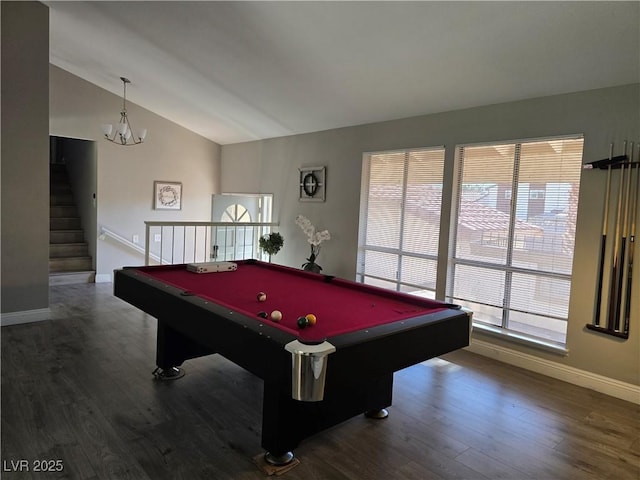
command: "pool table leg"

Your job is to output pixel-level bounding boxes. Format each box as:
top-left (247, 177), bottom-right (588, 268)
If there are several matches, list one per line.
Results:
top-left (260, 372), bottom-right (394, 464)
top-left (261, 382), bottom-right (301, 465)
top-left (365, 408), bottom-right (389, 419)
top-left (154, 320), bottom-right (215, 378)
top-left (264, 451), bottom-right (295, 466)
top-left (152, 366), bottom-right (185, 380)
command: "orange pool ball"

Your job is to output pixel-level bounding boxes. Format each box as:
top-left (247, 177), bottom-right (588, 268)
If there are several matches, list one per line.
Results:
top-left (305, 313), bottom-right (317, 326)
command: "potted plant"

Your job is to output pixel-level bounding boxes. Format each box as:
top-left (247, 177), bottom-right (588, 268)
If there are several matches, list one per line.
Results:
top-left (259, 232), bottom-right (284, 261)
top-left (295, 215), bottom-right (330, 273)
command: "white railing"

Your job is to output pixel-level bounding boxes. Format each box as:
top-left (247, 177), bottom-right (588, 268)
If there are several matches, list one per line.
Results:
top-left (99, 225), bottom-right (164, 264)
top-left (144, 221), bottom-right (279, 266)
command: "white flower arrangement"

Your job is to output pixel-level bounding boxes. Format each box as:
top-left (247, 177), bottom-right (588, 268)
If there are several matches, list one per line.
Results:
top-left (295, 215), bottom-right (330, 272)
top-left (295, 215), bottom-right (331, 246)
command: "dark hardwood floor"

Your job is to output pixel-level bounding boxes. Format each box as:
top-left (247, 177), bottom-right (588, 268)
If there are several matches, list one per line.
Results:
top-left (1, 283), bottom-right (638, 479)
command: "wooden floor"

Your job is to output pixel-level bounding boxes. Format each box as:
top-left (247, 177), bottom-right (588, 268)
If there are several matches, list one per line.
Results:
top-left (1, 283), bottom-right (638, 480)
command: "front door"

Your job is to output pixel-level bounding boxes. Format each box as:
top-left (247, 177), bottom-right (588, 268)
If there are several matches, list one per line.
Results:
top-left (211, 194), bottom-right (273, 260)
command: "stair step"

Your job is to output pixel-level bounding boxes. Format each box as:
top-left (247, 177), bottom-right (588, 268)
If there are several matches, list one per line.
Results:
top-left (50, 230), bottom-right (85, 244)
top-left (50, 243), bottom-right (89, 258)
top-left (50, 180), bottom-right (71, 190)
top-left (50, 163), bottom-right (67, 173)
top-left (50, 193), bottom-right (75, 206)
top-left (49, 271), bottom-right (95, 286)
top-left (50, 217), bottom-right (81, 230)
top-left (49, 163), bottom-right (94, 277)
top-left (50, 205), bottom-right (78, 218)
top-left (50, 168), bottom-right (69, 180)
top-left (50, 184), bottom-right (72, 194)
top-left (49, 256), bottom-right (93, 273)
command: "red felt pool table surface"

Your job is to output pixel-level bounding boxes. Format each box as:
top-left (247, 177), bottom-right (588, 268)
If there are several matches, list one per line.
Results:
top-left (136, 260), bottom-right (449, 343)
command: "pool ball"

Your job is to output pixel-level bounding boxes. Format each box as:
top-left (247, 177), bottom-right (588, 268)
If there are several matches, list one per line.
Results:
top-left (257, 292), bottom-right (267, 302)
top-left (305, 314), bottom-right (317, 326)
top-left (270, 310), bottom-right (282, 322)
top-left (257, 311), bottom-right (268, 318)
top-left (297, 316), bottom-right (309, 329)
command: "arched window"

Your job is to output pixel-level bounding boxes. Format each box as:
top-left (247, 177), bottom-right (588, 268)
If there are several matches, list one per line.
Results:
top-left (221, 204), bottom-right (251, 223)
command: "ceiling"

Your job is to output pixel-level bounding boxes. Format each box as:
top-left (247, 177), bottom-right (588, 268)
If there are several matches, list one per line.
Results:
top-left (46, 1), bottom-right (640, 145)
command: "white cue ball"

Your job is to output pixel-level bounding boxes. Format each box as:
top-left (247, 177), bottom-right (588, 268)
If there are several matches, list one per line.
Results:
top-left (270, 310), bottom-right (282, 322)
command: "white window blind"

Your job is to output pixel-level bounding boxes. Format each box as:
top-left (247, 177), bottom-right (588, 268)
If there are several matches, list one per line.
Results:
top-left (358, 147), bottom-right (445, 297)
top-left (449, 136), bottom-right (584, 345)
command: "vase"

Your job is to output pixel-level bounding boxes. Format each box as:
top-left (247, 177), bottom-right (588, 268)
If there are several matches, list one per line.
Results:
top-left (302, 248), bottom-right (322, 273)
top-left (303, 262), bottom-right (322, 274)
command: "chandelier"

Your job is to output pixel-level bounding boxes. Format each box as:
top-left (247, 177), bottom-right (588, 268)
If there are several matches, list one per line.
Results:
top-left (101, 77), bottom-right (147, 146)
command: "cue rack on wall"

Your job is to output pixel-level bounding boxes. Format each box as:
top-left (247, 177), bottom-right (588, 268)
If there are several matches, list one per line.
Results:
top-left (585, 141), bottom-right (639, 340)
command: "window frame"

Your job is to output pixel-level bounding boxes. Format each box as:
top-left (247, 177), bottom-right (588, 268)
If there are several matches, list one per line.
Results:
top-left (357, 146), bottom-right (446, 297)
top-left (446, 134), bottom-right (584, 349)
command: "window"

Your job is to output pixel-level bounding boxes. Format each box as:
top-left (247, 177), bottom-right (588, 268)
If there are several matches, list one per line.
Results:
top-left (211, 194), bottom-right (274, 261)
top-left (221, 204), bottom-right (251, 223)
top-left (448, 136), bottom-right (584, 345)
top-left (357, 147), bottom-right (445, 298)
top-left (218, 204), bottom-right (253, 260)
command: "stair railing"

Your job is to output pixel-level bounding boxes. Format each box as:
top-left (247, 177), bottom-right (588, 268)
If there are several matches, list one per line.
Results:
top-left (99, 225), bottom-right (165, 264)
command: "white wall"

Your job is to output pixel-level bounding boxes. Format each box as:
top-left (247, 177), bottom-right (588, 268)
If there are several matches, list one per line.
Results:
top-left (50, 66), bottom-right (222, 280)
top-left (221, 84), bottom-right (640, 387)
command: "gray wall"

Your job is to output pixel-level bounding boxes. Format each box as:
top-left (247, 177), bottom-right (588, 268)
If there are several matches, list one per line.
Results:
top-left (1, 2), bottom-right (50, 314)
top-left (221, 84), bottom-right (640, 386)
top-left (49, 66), bottom-right (222, 280)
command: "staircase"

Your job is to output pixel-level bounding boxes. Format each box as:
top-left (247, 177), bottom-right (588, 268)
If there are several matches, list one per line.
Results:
top-left (49, 163), bottom-right (95, 285)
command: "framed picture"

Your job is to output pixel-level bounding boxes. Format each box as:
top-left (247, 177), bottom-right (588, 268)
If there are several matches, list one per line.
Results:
top-left (299, 166), bottom-right (326, 202)
top-left (154, 181), bottom-right (182, 210)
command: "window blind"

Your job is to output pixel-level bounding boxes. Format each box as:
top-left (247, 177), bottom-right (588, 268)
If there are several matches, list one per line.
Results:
top-left (449, 136), bottom-right (584, 344)
top-left (358, 147), bottom-right (444, 297)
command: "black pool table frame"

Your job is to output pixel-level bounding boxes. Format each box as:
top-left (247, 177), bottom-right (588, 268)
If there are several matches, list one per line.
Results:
top-left (114, 265), bottom-right (472, 464)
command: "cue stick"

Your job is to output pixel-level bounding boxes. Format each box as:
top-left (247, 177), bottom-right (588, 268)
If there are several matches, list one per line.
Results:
top-left (607, 142), bottom-right (628, 330)
top-left (613, 145), bottom-right (633, 331)
top-left (593, 144), bottom-right (614, 326)
top-left (623, 144), bottom-right (639, 335)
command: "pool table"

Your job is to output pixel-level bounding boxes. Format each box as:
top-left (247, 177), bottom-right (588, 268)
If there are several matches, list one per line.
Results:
top-left (114, 259), bottom-right (472, 464)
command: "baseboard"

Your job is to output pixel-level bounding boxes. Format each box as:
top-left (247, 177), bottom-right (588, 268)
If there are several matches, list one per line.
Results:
top-left (49, 271), bottom-right (95, 286)
top-left (1, 308), bottom-right (51, 327)
top-left (95, 273), bottom-right (112, 283)
top-left (466, 339), bottom-right (640, 405)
